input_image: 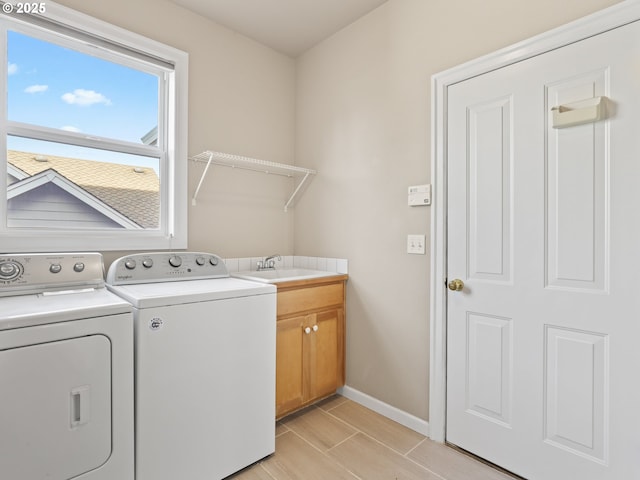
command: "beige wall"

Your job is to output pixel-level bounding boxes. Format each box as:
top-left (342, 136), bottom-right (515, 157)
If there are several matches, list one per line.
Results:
top-left (294, 0), bottom-right (620, 420)
top-left (54, 0), bottom-right (621, 422)
top-left (56, 0), bottom-right (297, 266)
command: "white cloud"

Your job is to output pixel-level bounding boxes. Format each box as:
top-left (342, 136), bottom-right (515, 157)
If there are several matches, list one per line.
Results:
top-left (61, 125), bottom-right (81, 133)
top-left (8, 63), bottom-right (17, 75)
top-left (61, 89), bottom-right (112, 107)
top-left (24, 84), bottom-right (48, 94)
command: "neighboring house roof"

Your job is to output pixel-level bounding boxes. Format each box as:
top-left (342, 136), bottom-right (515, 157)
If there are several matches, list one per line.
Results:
top-left (8, 150), bottom-right (160, 228)
top-left (7, 162), bottom-right (28, 183)
top-left (7, 168), bottom-right (143, 229)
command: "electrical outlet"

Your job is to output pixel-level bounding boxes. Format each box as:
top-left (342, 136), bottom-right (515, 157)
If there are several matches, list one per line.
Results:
top-left (407, 234), bottom-right (426, 254)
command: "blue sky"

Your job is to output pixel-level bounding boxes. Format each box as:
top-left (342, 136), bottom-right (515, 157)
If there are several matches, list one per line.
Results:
top-left (7, 30), bottom-right (160, 168)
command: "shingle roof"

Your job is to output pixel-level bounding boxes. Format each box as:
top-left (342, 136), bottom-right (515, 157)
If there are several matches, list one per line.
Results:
top-left (8, 150), bottom-right (160, 228)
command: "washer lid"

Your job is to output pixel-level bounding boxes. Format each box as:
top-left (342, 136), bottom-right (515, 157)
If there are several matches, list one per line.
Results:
top-left (0, 288), bottom-right (132, 331)
top-left (107, 277), bottom-right (276, 309)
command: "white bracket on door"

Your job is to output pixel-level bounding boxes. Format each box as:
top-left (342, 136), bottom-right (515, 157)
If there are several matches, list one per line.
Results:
top-left (190, 150), bottom-right (316, 211)
top-left (551, 96), bottom-right (607, 129)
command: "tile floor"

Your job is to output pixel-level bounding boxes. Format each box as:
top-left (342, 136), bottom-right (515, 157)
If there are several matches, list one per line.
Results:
top-left (228, 395), bottom-right (518, 480)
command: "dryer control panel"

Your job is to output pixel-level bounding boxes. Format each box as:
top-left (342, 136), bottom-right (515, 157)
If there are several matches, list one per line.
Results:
top-left (106, 252), bottom-right (229, 285)
top-left (0, 252), bottom-right (104, 297)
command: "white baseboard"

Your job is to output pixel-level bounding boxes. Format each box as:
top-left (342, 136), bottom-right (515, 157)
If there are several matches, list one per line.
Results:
top-left (337, 385), bottom-right (430, 437)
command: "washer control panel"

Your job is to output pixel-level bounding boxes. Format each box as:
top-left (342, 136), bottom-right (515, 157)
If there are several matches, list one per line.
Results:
top-left (0, 252), bottom-right (104, 297)
top-left (106, 252), bottom-right (228, 285)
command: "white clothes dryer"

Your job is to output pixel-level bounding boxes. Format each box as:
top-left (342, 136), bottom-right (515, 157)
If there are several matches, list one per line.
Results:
top-left (106, 252), bottom-right (276, 480)
top-left (0, 252), bottom-right (134, 480)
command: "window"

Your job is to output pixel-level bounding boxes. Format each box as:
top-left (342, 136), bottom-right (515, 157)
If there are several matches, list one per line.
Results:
top-left (0, 2), bottom-right (188, 251)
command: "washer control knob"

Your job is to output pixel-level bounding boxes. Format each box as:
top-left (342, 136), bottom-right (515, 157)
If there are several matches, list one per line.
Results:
top-left (209, 257), bottom-right (219, 266)
top-left (196, 256), bottom-right (206, 266)
top-left (169, 255), bottom-right (182, 268)
top-left (50, 263), bottom-right (62, 274)
top-left (124, 259), bottom-right (137, 270)
top-left (73, 262), bottom-right (85, 273)
top-left (142, 259), bottom-right (154, 269)
top-left (0, 261), bottom-right (19, 279)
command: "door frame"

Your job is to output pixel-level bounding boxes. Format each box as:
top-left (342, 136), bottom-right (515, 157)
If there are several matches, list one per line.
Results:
top-left (428, 0), bottom-right (640, 443)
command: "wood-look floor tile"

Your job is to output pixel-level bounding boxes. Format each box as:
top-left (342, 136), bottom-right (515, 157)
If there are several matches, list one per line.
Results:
top-left (226, 463), bottom-right (275, 480)
top-left (328, 432), bottom-right (440, 480)
top-left (276, 421), bottom-right (289, 437)
top-left (282, 406), bottom-right (357, 451)
top-left (328, 401), bottom-right (426, 454)
top-left (315, 394), bottom-right (350, 411)
top-left (408, 440), bottom-right (518, 480)
top-left (261, 431), bottom-right (358, 480)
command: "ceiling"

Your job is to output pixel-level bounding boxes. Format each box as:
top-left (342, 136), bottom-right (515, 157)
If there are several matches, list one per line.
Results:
top-left (170, 0), bottom-right (389, 57)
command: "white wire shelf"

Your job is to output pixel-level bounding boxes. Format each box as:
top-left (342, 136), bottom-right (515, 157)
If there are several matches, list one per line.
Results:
top-left (190, 150), bottom-right (316, 211)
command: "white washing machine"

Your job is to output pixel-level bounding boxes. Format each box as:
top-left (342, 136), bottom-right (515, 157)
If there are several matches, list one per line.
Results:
top-left (0, 252), bottom-right (134, 480)
top-left (106, 251), bottom-right (277, 480)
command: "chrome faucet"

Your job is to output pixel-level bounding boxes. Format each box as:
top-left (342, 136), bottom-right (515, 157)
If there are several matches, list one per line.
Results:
top-left (257, 254), bottom-right (281, 271)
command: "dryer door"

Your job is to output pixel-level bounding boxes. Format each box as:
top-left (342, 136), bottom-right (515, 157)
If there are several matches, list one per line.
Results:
top-left (0, 335), bottom-right (112, 480)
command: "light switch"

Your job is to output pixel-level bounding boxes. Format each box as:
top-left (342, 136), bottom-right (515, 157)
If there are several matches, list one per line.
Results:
top-left (407, 234), bottom-right (426, 255)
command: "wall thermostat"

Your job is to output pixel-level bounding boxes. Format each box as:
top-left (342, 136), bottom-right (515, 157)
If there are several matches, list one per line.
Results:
top-left (408, 184), bottom-right (431, 206)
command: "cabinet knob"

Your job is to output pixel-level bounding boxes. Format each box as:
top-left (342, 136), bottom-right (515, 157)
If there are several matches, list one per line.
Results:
top-left (304, 327), bottom-right (311, 334)
top-left (312, 325), bottom-right (319, 332)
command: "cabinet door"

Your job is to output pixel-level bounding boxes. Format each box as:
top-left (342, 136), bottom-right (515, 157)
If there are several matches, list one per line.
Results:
top-left (276, 315), bottom-right (307, 417)
top-left (308, 308), bottom-right (344, 400)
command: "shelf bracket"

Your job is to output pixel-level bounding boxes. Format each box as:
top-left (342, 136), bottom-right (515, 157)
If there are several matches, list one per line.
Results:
top-left (191, 151), bottom-right (214, 206)
top-left (285, 172), bottom-right (311, 212)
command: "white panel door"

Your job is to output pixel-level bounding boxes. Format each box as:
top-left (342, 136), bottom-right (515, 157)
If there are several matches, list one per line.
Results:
top-left (446, 19), bottom-right (640, 480)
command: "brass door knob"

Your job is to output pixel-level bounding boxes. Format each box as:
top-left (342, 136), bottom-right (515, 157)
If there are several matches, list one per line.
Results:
top-left (448, 279), bottom-right (464, 291)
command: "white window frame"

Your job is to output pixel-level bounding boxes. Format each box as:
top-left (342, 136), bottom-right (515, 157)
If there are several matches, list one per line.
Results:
top-left (0, 1), bottom-right (188, 252)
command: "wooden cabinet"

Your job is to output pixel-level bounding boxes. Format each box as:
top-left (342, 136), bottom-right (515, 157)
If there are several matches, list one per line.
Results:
top-left (275, 275), bottom-right (347, 419)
